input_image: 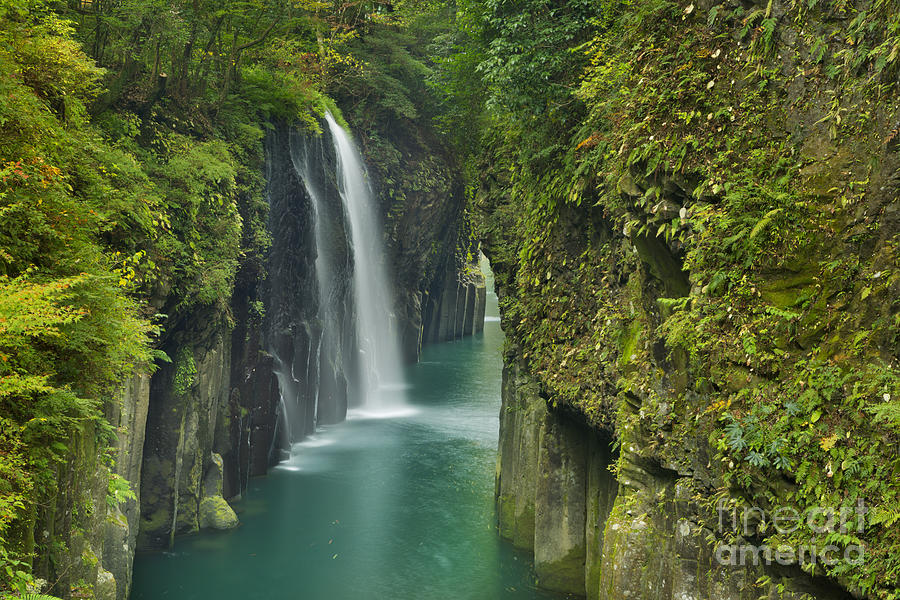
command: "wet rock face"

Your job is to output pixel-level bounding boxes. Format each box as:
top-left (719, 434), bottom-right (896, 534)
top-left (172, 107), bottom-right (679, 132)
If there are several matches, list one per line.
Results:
top-left (264, 123), bottom-right (334, 437)
top-left (225, 277), bottom-right (281, 497)
top-left (496, 356), bottom-right (616, 597)
top-left (263, 122), bottom-right (361, 440)
top-left (496, 356), bottom-right (545, 550)
top-left (534, 409), bottom-right (588, 594)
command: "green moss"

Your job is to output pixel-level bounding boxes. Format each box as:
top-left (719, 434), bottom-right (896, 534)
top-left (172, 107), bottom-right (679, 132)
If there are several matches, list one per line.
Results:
top-left (513, 503), bottom-right (536, 551)
top-left (198, 496), bottom-right (239, 531)
top-left (497, 494), bottom-right (516, 539)
top-left (536, 543), bottom-right (587, 594)
top-left (757, 270), bottom-right (817, 308)
top-left (172, 347), bottom-right (197, 399)
top-left (617, 320), bottom-right (643, 371)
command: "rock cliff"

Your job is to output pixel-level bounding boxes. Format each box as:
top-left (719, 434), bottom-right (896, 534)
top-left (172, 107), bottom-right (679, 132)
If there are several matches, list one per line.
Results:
top-left (481, 0), bottom-right (899, 596)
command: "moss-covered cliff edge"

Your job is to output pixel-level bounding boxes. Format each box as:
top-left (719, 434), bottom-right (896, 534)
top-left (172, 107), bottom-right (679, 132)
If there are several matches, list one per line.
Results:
top-left (474, 0), bottom-right (899, 597)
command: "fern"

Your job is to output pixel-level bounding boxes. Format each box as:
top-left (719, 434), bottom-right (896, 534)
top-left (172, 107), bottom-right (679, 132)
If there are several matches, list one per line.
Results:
top-left (869, 505), bottom-right (900, 527)
top-left (749, 208), bottom-right (783, 240)
top-left (868, 400), bottom-right (900, 426)
top-left (764, 305), bottom-right (801, 320)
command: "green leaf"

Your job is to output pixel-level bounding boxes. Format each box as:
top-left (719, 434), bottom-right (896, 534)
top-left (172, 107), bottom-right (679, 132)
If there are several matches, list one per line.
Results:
top-left (749, 208), bottom-right (782, 240)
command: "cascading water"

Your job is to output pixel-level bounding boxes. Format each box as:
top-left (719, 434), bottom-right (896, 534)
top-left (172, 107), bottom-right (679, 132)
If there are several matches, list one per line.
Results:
top-left (324, 113), bottom-right (407, 409)
top-left (265, 114), bottom-right (407, 454)
top-left (288, 129), bottom-right (354, 424)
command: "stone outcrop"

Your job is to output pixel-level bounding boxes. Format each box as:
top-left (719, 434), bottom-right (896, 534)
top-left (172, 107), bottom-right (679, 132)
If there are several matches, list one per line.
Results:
top-left (198, 453), bottom-right (239, 530)
top-left (495, 349), bottom-right (858, 599)
top-left (102, 372), bottom-right (151, 600)
top-left (24, 372), bottom-right (152, 600)
top-left (198, 496), bottom-right (239, 530)
top-left (33, 422), bottom-right (120, 598)
top-left (138, 328), bottom-right (238, 549)
top-left (496, 354), bottom-right (617, 598)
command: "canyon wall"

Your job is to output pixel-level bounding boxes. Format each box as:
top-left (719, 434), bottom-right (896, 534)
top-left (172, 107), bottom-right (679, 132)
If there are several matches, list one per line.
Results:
top-left (478, 0), bottom-right (898, 597)
top-left (494, 346), bottom-right (858, 600)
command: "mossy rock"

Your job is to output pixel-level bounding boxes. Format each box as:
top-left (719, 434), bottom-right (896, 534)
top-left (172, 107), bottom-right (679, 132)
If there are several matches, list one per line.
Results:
top-left (758, 270), bottom-right (817, 308)
top-left (497, 494), bottom-right (516, 539)
top-left (95, 569), bottom-right (116, 600)
top-left (199, 495), bottom-right (239, 530)
top-left (535, 544), bottom-right (587, 594)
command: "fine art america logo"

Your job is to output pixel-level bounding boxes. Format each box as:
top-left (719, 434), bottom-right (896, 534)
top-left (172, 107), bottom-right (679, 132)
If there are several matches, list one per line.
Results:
top-left (714, 500), bottom-right (867, 567)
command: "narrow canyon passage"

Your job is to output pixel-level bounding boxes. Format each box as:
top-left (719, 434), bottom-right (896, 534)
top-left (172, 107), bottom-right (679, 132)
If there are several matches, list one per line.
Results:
top-left (131, 275), bottom-right (564, 600)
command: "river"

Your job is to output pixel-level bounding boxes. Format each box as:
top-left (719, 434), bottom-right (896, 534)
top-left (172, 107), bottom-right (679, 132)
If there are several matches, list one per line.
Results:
top-left (131, 274), bottom-right (564, 600)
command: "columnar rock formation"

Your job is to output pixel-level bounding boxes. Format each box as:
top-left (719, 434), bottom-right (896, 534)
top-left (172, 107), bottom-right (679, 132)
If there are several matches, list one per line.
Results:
top-left (494, 347), bottom-right (858, 600)
top-left (422, 266), bottom-right (487, 344)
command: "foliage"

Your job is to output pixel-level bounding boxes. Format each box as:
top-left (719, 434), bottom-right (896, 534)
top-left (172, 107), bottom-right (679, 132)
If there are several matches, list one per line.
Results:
top-left (0, 0), bottom-right (274, 589)
top-left (0, 6), bottom-right (162, 587)
top-left (4, 0), bottom-right (894, 595)
top-left (105, 474), bottom-right (137, 512)
top-left (172, 347), bottom-right (197, 399)
top-left (0, 0), bottom-right (458, 589)
top-left (474, 0), bottom-right (602, 114)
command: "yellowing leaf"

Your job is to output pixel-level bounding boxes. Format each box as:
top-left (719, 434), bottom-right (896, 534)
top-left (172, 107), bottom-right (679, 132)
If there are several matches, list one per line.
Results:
top-left (820, 434), bottom-right (838, 451)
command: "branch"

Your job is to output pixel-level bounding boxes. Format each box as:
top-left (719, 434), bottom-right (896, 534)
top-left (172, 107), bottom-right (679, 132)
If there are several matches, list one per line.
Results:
top-left (236, 19), bottom-right (280, 52)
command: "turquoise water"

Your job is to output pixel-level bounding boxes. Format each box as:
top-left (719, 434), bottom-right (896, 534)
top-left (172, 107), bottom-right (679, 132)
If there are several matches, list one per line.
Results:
top-left (131, 283), bottom-right (564, 600)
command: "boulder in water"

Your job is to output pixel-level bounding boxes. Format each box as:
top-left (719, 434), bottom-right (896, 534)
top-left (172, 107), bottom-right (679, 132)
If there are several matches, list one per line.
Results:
top-left (199, 496), bottom-right (239, 530)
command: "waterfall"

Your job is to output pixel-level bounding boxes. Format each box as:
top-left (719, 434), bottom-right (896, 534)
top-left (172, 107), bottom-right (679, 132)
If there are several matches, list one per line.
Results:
top-left (288, 130), bottom-right (346, 424)
top-left (266, 114), bottom-right (406, 450)
top-left (324, 113), bottom-right (406, 409)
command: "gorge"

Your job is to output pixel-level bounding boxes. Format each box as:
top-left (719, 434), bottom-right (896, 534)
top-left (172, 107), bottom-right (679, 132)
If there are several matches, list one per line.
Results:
top-left (0, 0), bottom-right (898, 599)
top-left (129, 262), bottom-right (558, 599)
